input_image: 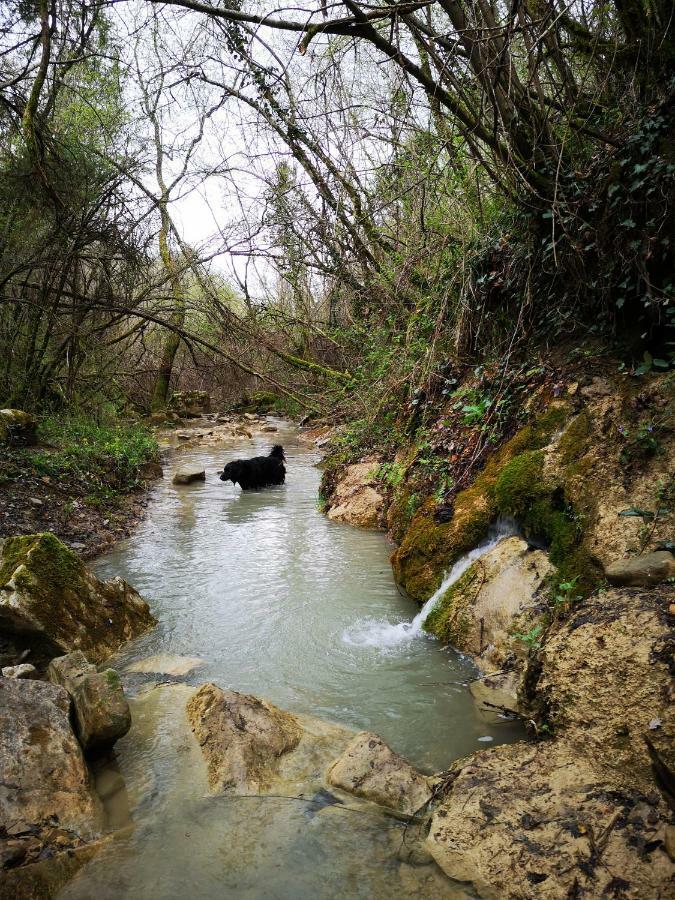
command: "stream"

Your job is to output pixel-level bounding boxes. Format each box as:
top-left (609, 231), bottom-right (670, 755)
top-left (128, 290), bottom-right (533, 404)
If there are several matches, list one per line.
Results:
top-left (59, 419), bottom-right (523, 899)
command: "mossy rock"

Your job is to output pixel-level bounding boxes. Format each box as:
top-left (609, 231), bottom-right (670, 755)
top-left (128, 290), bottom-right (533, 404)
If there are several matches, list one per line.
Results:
top-left (422, 565), bottom-right (480, 649)
top-left (0, 533), bottom-right (83, 593)
top-left (0, 408), bottom-right (37, 446)
top-left (0, 532), bottom-right (156, 664)
top-left (391, 406), bottom-right (570, 602)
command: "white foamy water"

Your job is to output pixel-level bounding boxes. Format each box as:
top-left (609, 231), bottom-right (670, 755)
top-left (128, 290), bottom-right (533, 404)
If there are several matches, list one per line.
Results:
top-left (342, 518), bottom-right (518, 650)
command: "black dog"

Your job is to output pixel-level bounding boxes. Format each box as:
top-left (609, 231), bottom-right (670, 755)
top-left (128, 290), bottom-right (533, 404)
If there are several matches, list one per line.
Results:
top-left (219, 445), bottom-right (286, 490)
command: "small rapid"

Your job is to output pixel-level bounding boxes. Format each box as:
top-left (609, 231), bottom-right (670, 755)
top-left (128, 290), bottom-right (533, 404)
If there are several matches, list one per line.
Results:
top-left (342, 518), bottom-right (518, 650)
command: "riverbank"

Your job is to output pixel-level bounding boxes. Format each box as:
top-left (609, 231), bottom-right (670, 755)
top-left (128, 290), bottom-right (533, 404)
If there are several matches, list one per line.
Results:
top-left (0, 414), bottom-right (162, 559)
top-left (319, 359), bottom-right (675, 896)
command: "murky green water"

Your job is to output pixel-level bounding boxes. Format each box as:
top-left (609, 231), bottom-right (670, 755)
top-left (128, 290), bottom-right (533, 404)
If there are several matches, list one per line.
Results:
top-left (60, 420), bottom-right (522, 899)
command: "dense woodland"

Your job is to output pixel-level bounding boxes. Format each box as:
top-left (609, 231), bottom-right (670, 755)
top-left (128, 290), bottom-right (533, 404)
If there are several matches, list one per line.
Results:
top-left (0, 0), bottom-right (673, 431)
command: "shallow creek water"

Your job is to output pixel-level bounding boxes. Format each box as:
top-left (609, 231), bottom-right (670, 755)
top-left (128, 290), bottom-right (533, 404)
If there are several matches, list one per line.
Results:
top-left (60, 420), bottom-right (523, 899)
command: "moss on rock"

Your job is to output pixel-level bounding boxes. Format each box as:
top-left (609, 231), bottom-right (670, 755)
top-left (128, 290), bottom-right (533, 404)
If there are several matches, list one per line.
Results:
top-left (421, 565), bottom-right (479, 648)
top-left (391, 406), bottom-right (571, 602)
top-left (0, 533), bottom-right (83, 592)
top-left (0, 532), bottom-right (156, 663)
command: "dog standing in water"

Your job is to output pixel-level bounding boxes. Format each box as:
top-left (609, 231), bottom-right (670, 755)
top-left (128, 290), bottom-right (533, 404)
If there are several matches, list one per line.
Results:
top-left (219, 445), bottom-right (286, 490)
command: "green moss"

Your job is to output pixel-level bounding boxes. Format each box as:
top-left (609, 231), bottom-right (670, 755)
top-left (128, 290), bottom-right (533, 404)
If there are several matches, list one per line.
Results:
top-left (103, 668), bottom-right (121, 689)
top-left (558, 409), bottom-right (592, 465)
top-left (506, 403), bottom-right (570, 456)
top-left (493, 451), bottom-right (547, 518)
top-left (422, 564), bottom-right (479, 648)
top-left (0, 533), bottom-right (83, 590)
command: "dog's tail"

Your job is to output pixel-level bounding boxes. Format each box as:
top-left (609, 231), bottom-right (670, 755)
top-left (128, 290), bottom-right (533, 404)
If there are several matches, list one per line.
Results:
top-left (269, 444), bottom-right (285, 460)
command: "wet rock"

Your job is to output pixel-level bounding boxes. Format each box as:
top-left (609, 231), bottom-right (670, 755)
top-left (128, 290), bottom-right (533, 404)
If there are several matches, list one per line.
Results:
top-left (326, 732), bottom-right (432, 815)
top-left (125, 653), bottom-right (204, 677)
top-left (0, 678), bottom-right (102, 843)
top-left (172, 467), bottom-right (206, 485)
top-left (538, 587), bottom-right (673, 789)
top-left (426, 741), bottom-right (674, 899)
top-left (170, 390), bottom-right (211, 418)
top-left (1, 662), bottom-right (37, 679)
top-left (261, 424), bottom-right (278, 432)
top-left (605, 550), bottom-right (675, 587)
top-left (0, 408), bottom-right (37, 446)
top-left (423, 536), bottom-right (552, 667)
top-left (0, 533), bottom-right (156, 665)
top-left (47, 652), bottom-right (131, 753)
top-left (187, 684), bottom-right (303, 793)
top-left (326, 460), bottom-right (385, 529)
top-left (186, 684), bottom-right (356, 798)
top-left (469, 671), bottom-right (520, 715)
top-left (0, 840), bottom-right (105, 900)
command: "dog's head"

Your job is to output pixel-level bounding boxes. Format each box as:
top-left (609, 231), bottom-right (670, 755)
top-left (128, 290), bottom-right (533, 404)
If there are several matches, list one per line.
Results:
top-left (269, 445), bottom-right (285, 461)
top-left (220, 461), bottom-right (243, 483)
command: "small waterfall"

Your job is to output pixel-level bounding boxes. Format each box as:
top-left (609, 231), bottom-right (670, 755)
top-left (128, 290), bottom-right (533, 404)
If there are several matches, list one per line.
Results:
top-left (342, 518), bottom-right (518, 650)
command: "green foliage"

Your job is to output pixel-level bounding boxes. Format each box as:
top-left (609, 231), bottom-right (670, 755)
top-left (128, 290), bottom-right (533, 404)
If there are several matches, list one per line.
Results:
top-left (27, 415), bottom-right (158, 497)
top-left (617, 419), bottom-right (664, 463)
top-left (549, 577), bottom-right (582, 620)
top-left (512, 624), bottom-right (543, 651)
top-left (376, 461), bottom-right (405, 489)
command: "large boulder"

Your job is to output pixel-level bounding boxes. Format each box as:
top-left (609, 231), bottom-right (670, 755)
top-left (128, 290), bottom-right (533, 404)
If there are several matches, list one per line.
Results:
top-left (537, 586), bottom-right (673, 789)
top-left (0, 409), bottom-right (37, 446)
top-left (186, 684), bottom-right (304, 794)
top-left (0, 678), bottom-right (102, 860)
top-left (326, 732), bottom-right (432, 815)
top-left (422, 536), bottom-right (553, 668)
top-left (425, 585), bottom-right (675, 898)
top-left (325, 460), bottom-right (385, 529)
top-left (0, 533), bottom-right (156, 665)
top-left (426, 741), bottom-right (673, 899)
top-left (47, 652), bottom-right (131, 753)
top-left (605, 550), bottom-right (675, 587)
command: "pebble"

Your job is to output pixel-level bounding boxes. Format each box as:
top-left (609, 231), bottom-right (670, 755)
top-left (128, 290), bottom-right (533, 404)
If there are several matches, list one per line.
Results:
top-left (2, 663), bottom-right (37, 679)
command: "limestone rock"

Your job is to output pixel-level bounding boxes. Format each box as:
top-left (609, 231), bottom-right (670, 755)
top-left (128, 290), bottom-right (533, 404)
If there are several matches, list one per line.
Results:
top-left (0, 533), bottom-right (156, 664)
top-left (1, 662), bottom-right (37, 679)
top-left (423, 536), bottom-right (553, 667)
top-left (0, 408), bottom-right (37, 446)
top-left (326, 732), bottom-right (432, 815)
top-left (170, 390), bottom-right (211, 418)
top-left (186, 684), bottom-right (356, 798)
top-left (125, 653), bottom-right (204, 677)
top-left (172, 467), bottom-right (206, 485)
top-left (0, 678), bottom-right (102, 842)
top-left (0, 840), bottom-right (104, 900)
top-left (187, 684), bottom-right (303, 793)
top-left (426, 741), bottom-right (674, 899)
top-left (537, 586), bottom-right (673, 789)
top-left (469, 671), bottom-right (520, 715)
top-left (261, 424), bottom-right (278, 432)
top-left (326, 460), bottom-right (385, 529)
top-left (47, 652), bottom-right (131, 752)
top-left (605, 550), bottom-right (675, 587)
